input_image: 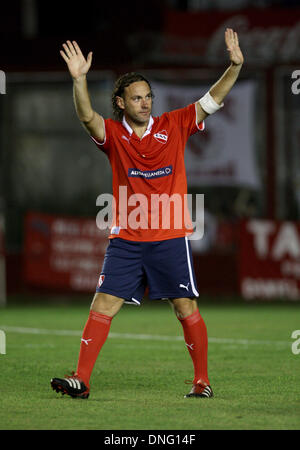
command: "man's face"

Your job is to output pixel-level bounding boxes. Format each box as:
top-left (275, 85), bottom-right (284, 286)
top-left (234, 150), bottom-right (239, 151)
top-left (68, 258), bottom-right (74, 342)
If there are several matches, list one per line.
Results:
top-left (118, 81), bottom-right (152, 125)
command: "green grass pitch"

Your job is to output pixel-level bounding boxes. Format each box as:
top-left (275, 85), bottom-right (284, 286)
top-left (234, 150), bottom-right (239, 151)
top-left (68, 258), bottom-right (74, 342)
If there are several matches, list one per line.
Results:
top-left (0, 296), bottom-right (299, 430)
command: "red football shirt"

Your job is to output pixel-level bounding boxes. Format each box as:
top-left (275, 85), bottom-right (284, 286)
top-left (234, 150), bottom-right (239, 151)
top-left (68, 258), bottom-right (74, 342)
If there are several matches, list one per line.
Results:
top-left (91, 102), bottom-right (204, 241)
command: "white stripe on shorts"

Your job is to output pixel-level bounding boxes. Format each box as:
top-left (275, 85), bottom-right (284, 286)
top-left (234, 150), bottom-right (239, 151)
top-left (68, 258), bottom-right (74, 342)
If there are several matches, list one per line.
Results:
top-left (124, 297), bottom-right (141, 306)
top-left (185, 237), bottom-right (199, 297)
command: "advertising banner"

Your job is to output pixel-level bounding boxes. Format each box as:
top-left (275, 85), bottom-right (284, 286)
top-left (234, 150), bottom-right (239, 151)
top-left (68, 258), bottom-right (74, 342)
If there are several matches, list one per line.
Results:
top-left (160, 8), bottom-right (300, 65)
top-left (239, 219), bottom-right (300, 300)
top-left (23, 212), bottom-right (109, 292)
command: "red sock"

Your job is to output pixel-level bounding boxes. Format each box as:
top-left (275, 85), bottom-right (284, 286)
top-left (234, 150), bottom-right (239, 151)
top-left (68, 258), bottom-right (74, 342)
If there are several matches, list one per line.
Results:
top-left (178, 309), bottom-right (210, 385)
top-left (76, 310), bottom-right (112, 387)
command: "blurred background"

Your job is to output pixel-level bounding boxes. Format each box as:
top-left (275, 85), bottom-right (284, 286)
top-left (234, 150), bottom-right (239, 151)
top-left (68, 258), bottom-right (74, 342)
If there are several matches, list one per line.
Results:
top-left (1, 0), bottom-right (300, 305)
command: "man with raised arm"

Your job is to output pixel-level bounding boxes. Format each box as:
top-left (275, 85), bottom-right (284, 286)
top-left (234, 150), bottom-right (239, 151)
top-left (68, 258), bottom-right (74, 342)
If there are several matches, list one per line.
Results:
top-left (51, 29), bottom-right (244, 399)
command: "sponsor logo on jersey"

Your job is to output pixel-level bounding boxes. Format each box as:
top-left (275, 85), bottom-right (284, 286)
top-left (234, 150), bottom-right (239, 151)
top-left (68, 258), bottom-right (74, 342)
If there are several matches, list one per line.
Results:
top-left (154, 130), bottom-right (168, 144)
top-left (128, 165), bottom-right (173, 179)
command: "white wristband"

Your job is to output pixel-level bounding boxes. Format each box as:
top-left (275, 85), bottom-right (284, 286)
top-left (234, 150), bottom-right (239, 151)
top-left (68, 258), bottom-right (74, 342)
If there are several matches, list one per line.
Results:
top-left (199, 91), bottom-right (224, 115)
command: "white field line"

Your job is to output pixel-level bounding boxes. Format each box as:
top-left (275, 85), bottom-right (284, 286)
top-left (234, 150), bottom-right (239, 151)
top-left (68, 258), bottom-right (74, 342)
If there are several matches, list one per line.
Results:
top-left (0, 325), bottom-right (290, 347)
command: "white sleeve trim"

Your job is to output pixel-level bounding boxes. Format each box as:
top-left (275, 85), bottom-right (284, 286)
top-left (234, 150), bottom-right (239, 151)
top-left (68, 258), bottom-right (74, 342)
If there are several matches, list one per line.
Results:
top-left (194, 102), bottom-right (205, 131)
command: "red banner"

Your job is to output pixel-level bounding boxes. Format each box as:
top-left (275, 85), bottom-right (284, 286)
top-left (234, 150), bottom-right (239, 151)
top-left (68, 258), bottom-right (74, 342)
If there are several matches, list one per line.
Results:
top-left (239, 219), bottom-right (300, 300)
top-left (23, 212), bottom-right (109, 292)
top-left (161, 8), bottom-right (300, 64)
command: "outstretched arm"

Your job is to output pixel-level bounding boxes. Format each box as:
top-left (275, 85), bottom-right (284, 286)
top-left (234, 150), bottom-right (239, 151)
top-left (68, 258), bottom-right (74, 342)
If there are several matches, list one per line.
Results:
top-left (60, 40), bottom-right (105, 142)
top-left (196, 28), bottom-right (244, 123)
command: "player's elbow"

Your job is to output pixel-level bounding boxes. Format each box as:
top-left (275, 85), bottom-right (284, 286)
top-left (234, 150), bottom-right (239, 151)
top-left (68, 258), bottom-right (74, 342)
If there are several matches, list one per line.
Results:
top-left (81, 113), bottom-right (105, 143)
top-left (80, 111), bottom-right (95, 124)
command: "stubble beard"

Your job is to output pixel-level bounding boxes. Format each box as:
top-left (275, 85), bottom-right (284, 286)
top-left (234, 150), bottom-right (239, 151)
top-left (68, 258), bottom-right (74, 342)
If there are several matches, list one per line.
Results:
top-left (126, 106), bottom-right (151, 126)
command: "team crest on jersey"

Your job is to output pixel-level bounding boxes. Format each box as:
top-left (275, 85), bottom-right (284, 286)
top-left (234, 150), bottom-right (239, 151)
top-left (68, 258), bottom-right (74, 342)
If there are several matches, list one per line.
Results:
top-left (154, 130), bottom-right (168, 144)
top-left (98, 274), bottom-right (105, 288)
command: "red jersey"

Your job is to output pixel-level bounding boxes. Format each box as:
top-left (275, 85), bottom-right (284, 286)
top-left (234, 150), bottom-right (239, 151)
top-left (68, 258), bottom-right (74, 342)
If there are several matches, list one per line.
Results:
top-left (91, 103), bottom-right (204, 241)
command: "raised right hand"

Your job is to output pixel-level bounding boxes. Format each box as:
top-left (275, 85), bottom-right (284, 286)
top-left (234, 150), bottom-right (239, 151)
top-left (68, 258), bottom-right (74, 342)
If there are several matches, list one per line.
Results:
top-left (60, 41), bottom-right (93, 80)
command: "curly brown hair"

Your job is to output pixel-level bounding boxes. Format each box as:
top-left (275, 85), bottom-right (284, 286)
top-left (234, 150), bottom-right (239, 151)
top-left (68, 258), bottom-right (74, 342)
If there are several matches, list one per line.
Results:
top-left (112, 72), bottom-right (154, 121)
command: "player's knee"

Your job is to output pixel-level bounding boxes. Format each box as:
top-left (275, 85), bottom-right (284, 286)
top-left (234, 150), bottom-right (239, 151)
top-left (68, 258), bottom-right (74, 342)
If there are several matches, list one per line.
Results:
top-left (170, 297), bottom-right (198, 319)
top-left (90, 293), bottom-right (124, 317)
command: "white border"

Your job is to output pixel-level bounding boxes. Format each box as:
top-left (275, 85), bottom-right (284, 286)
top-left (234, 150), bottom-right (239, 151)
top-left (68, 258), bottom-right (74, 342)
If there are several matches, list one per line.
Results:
top-left (185, 237), bottom-right (199, 297)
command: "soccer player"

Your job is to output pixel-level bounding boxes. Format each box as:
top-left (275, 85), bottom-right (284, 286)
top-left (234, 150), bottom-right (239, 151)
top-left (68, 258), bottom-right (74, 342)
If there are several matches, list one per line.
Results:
top-left (51, 28), bottom-right (244, 399)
